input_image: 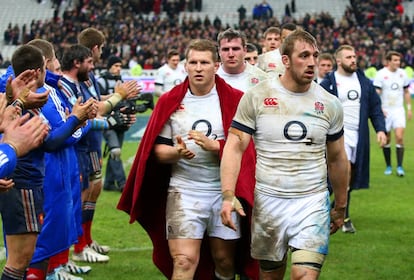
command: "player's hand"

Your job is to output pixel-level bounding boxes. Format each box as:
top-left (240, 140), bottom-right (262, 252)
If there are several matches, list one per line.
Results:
top-left (115, 80), bottom-right (139, 99)
top-left (71, 97), bottom-right (98, 122)
top-left (0, 95), bottom-right (17, 132)
top-left (175, 135), bottom-right (195, 159)
top-left (220, 190), bottom-right (245, 231)
top-left (0, 178), bottom-right (14, 193)
top-left (407, 109), bottom-right (412, 121)
top-left (0, 94), bottom-right (21, 133)
top-left (188, 130), bottom-right (219, 152)
top-left (377, 131), bottom-right (387, 148)
top-left (330, 207), bottom-right (345, 234)
top-left (3, 113), bottom-right (49, 157)
top-left (22, 89), bottom-right (50, 109)
top-left (6, 69), bottom-right (35, 103)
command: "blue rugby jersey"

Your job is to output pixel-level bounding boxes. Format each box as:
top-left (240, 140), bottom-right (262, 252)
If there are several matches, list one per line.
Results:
top-left (79, 73), bottom-right (103, 154)
top-left (10, 84), bottom-right (81, 188)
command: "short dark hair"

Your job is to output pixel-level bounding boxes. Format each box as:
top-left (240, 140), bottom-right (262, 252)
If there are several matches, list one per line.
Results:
top-left (167, 49), bottom-right (180, 60)
top-left (385, 51), bottom-right (401, 61)
top-left (246, 43), bottom-right (258, 53)
top-left (280, 22), bottom-right (298, 33)
top-left (12, 45), bottom-right (44, 76)
top-left (185, 39), bottom-right (219, 62)
top-left (217, 28), bottom-right (247, 47)
top-left (61, 44), bottom-right (92, 71)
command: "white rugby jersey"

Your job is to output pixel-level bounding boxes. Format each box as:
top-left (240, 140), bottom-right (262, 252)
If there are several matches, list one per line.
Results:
top-left (373, 67), bottom-right (410, 109)
top-left (217, 63), bottom-right (268, 92)
top-left (256, 49), bottom-right (285, 75)
top-left (159, 87), bottom-right (224, 192)
top-left (232, 77), bottom-right (344, 197)
top-left (155, 63), bottom-right (187, 93)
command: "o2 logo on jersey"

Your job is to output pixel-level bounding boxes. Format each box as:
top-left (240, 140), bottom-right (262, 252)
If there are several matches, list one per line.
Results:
top-left (391, 83), bottom-right (399, 90)
top-left (283, 121), bottom-right (313, 145)
top-left (263, 97), bottom-right (278, 107)
top-left (314, 101), bottom-right (324, 115)
top-left (347, 90), bottom-right (359, 101)
top-left (192, 119), bottom-right (218, 139)
top-left (284, 121), bottom-right (307, 140)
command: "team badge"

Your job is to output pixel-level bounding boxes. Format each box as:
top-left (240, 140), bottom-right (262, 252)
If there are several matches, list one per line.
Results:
top-left (177, 103), bottom-right (185, 111)
top-left (268, 63), bottom-right (276, 68)
top-left (263, 97), bottom-right (278, 107)
top-left (251, 78), bottom-right (259, 84)
top-left (314, 101), bottom-right (324, 114)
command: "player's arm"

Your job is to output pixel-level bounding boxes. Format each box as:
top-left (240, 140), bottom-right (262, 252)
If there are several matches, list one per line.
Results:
top-left (154, 135), bottom-right (195, 164)
top-left (326, 135), bottom-right (349, 234)
top-left (99, 80), bottom-right (139, 115)
top-left (220, 127), bottom-right (251, 231)
top-left (404, 86), bottom-right (412, 120)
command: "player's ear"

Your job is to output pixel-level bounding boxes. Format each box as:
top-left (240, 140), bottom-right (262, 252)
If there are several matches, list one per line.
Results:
top-left (282, 55), bottom-right (290, 67)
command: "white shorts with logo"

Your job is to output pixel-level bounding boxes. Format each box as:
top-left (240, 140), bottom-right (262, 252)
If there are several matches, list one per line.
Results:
top-left (251, 191), bottom-right (330, 262)
top-left (384, 107), bottom-right (406, 131)
top-left (166, 187), bottom-right (240, 240)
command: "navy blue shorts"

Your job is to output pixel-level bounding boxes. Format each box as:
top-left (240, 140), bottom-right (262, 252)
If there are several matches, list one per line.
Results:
top-left (77, 151), bottom-right (102, 190)
top-left (0, 186), bottom-right (44, 234)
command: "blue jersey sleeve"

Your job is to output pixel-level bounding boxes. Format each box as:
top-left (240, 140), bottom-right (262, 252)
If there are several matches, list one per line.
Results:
top-left (0, 65), bottom-right (15, 93)
top-left (0, 143), bottom-right (17, 178)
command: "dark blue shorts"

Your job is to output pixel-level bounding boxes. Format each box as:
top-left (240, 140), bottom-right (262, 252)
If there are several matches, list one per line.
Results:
top-left (0, 186), bottom-right (44, 234)
top-left (77, 151), bottom-right (102, 190)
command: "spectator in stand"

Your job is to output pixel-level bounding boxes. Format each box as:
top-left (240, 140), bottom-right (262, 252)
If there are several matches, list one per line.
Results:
top-left (237, 5), bottom-right (247, 23)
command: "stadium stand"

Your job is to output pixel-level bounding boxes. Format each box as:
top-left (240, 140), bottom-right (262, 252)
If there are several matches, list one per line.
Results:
top-left (1, 0), bottom-right (414, 73)
top-left (0, 0), bottom-right (55, 61)
top-left (188, 0), bottom-right (348, 27)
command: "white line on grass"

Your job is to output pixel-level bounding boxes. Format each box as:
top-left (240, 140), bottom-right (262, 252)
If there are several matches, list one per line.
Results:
top-left (0, 246), bottom-right (154, 261)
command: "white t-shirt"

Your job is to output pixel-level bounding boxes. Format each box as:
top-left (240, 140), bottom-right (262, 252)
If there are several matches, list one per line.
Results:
top-left (233, 77), bottom-right (343, 197)
top-left (159, 87), bottom-right (224, 192)
top-left (334, 72), bottom-right (361, 132)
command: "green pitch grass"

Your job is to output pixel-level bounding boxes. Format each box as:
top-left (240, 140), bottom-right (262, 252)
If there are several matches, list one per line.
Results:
top-left (1, 111), bottom-right (414, 279)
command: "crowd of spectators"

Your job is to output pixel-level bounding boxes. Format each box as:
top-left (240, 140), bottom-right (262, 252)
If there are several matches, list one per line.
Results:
top-left (2, 0), bottom-right (414, 72)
